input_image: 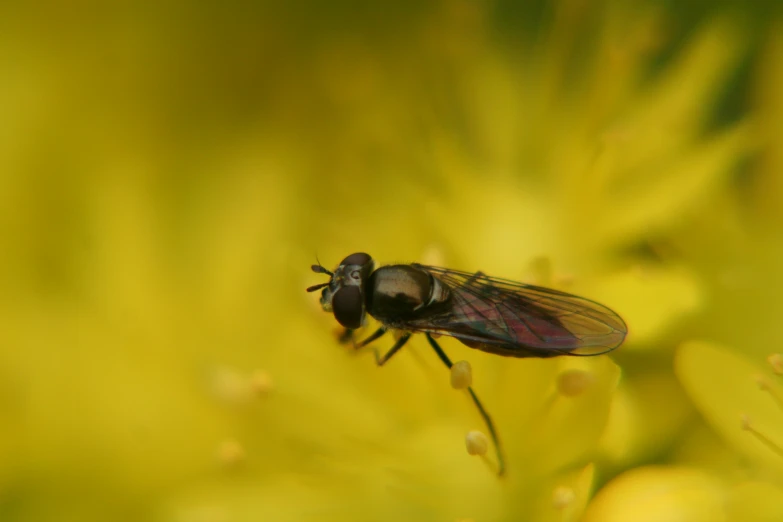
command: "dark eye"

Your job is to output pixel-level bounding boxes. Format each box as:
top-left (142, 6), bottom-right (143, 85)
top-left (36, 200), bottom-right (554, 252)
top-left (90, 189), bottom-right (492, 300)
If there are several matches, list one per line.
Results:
top-left (332, 286), bottom-right (363, 329)
top-left (340, 252), bottom-right (371, 266)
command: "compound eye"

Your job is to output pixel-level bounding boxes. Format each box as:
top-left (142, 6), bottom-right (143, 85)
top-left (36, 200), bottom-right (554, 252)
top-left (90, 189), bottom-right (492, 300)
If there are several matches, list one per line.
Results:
top-left (340, 252), bottom-right (372, 267)
top-left (332, 286), bottom-right (363, 329)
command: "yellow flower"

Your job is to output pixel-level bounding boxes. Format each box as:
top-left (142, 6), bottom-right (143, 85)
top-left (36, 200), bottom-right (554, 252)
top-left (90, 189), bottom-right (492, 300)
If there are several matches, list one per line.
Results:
top-left (677, 341), bottom-right (783, 478)
top-left (583, 466), bottom-right (726, 522)
top-left (585, 342), bottom-right (783, 522)
top-left (0, 1), bottom-right (767, 522)
top-left (585, 19), bottom-right (783, 522)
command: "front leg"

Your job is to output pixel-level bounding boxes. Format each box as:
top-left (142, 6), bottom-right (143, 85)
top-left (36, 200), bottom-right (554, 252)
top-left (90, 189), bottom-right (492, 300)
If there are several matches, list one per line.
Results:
top-left (465, 270), bottom-right (487, 285)
top-left (374, 333), bottom-right (411, 366)
top-left (341, 325), bottom-right (408, 366)
top-left (337, 328), bottom-right (354, 345)
top-left (357, 326), bottom-right (388, 348)
top-left (338, 326), bottom-right (387, 349)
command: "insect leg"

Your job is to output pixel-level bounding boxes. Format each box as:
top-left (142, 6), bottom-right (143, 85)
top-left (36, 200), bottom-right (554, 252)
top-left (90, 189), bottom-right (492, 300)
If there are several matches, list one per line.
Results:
top-left (425, 333), bottom-right (506, 476)
top-left (337, 328), bottom-right (354, 345)
top-left (464, 271), bottom-right (486, 285)
top-left (356, 326), bottom-right (388, 348)
top-left (374, 333), bottom-right (411, 366)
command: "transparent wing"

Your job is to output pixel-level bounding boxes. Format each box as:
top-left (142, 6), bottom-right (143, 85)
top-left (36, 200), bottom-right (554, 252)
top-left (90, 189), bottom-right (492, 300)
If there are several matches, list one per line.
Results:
top-left (404, 264), bottom-right (627, 357)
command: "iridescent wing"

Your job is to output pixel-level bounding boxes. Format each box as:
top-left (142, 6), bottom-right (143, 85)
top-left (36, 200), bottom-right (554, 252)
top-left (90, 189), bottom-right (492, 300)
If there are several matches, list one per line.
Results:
top-left (403, 264), bottom-right (627, 358)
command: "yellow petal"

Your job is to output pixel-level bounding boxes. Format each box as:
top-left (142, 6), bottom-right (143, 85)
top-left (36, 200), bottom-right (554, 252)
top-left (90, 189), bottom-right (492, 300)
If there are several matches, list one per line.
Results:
top-left (726, 481), bottom-right (783, 522)
top-left (752, 20), bottom-right (783, 222)
top-left (600, 372), bottom-right (694, 465)
top-left (621, 17), bottom-right (749, 169)
top-left (529, 463), bottom-right (596, 522)
top-left (675, 341), bottom-right (783, 476)
top-left (594, 121), bottom-right (754, 247)
top-left (513, 356), bottom-right (621, 473)
top-left (583, 466), bottom-right (725, 522)
top-left (581, 265), bottom-right (700, 346)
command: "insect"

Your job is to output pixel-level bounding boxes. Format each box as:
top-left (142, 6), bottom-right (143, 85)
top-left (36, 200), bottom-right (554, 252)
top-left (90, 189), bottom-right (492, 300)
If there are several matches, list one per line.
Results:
top-left (307, 252), bottom-right (627, 475)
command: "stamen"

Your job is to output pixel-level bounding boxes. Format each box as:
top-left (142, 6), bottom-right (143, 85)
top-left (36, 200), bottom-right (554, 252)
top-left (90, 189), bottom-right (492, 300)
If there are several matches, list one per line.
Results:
top-left (217, 438), bottom-right (246, 467)
top-left (754, 374), bottom-right (783, 411)
top-left (212, 367), bottom-right (273, 404)
top-left (249, 369), bottom-right (273, 397)
top-left (557, 369), bottom-right (594, 397)
top-left (211, 367), bottom-right (248, 404)
top-left (553, 273), bottom-right (575, 288)
top-left (768, 353), bottom-right (783, 376)
top-left (528, 256), bottom-right (553, 286)
top-left (552, 486), bottom-right (576, 510)
top-left (451, 361), bottom-right (473, 389)
top-left (465, 430), bottom-right (489, 456)
top-left (740, 413), bottom-right (783, 459)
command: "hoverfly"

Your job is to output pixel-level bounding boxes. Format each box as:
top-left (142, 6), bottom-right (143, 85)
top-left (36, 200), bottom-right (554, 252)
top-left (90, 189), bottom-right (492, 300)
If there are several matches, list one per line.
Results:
top-left (307, 252), bottom-right (627, 475)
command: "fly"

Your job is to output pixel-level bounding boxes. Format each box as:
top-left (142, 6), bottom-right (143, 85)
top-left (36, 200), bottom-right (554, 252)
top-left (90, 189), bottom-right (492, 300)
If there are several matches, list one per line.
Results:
top-left (307, 252), bottom-right (627, 475)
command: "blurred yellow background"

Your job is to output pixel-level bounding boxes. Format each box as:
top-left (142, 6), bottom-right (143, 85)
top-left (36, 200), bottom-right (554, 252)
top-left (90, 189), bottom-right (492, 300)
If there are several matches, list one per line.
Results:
top-left (1, 1), bottom-right (783, 521)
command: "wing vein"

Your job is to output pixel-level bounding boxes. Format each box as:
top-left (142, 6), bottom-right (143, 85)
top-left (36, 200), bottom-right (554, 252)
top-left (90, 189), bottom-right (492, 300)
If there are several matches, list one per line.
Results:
top-left (401, 264), bottom-right (626, 356)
